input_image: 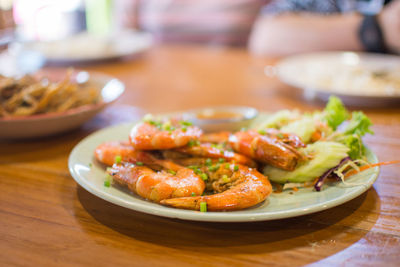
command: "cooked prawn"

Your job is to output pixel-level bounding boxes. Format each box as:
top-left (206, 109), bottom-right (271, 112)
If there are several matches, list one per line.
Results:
top-left (261, 128), bottom-right (305, 148)
top-left (229, 130), bottom-right (303, 171)
top-left (160, 164), bottom-right (271, 211)
top-left (94, 141), bottom-right (140, 166)
top-left (199, 131), bottom-right (231, 143)
top-left (108, 156), bottom-right (206, 202)
top-left (129, 118), bottom-right (202, 150)
top-left (175, 142), bottom-right (257, 167)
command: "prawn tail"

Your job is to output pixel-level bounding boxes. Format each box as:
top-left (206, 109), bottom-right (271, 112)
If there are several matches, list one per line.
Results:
top-left (160, 196), bottom-right (204, 210)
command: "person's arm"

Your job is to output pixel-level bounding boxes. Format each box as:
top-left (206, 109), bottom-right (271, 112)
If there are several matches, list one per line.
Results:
top-left (248, 12), bottom-right (363, 56)
top-left (378, 0), bottom-right (400, 53)
top-left (249, 0), bottom-right (400, 56)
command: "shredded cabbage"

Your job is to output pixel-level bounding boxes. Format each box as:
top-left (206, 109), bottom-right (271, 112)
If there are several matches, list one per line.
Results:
top-left (334, 159), bottom-right (371, 186)
top-left (255, 110), bottom-right (300, 130)
top-left (281, 116), bottom-right (316, 143)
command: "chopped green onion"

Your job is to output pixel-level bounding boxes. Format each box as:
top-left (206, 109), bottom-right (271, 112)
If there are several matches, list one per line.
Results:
top-left (194, 169), bottom-right (201, 175)
top-left (219, 150), bottom-right (224, 155)
top-left (104, 174), bottom-right (112, 187)
top-left (208, 164), bottom-right (220, 172)
top-left (188, 165), bottom-right (199, 170)
top-left (162, 121), bottom-right (175, 131)
top-left (218, 158), bottom-right (225, 163)
top-left (188, 139), bottom-right (200, 147)
top-left (258, 129), bottom-right (266, 135)
top-left (205, 158), bottom-right (212, 166)
top-left (224, 163), bottom-right (230, 169)
top-left (191, 192), bottom-right (196, 197)
top-left (136, 161), bottom-right (144, 166)
top-left (234, 165), bottom-right (239, 171)
top-left (180, 121), bottom-right (193, 126)
top-left (200, 173), bottom-right (208, 181)
top-left (88, 163), bottom-right (92, 167)
top-left (222, 175), bottom-right (230, 183)
top-left (143, 114), bottom-right (154, 122)
top-left (200, 202), bottom-right (207, 212)
top-left (114, 155), bottom-right (122, 164)
top-left (168, 170), bottom-right (177, 175)
top-left (148, 119), bottom-right (162, 128)
top-left (276, 133), bottom-right (284, 139)
top-left (181, 127), bottom-right (187, 132)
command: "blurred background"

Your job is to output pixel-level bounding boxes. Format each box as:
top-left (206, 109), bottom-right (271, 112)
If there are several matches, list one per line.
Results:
top-left (1, 0), bottom-right (107, 42)
top-left (1, 0), bottom-right (267, 43)
top-left (2, 0), bottom-right (399, 55)
top-left (0, 0), bottom-right (399, 107)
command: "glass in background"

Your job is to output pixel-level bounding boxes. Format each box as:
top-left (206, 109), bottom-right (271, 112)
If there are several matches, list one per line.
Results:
top-left (13, 0), bottom-right (86, 41)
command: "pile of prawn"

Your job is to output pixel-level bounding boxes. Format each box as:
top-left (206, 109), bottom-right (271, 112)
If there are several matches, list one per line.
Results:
top-left (94, 116), bottom-right (306, 211)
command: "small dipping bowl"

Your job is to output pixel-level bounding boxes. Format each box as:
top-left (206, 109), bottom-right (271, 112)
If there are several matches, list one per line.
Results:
top-left (185, 106), bottom-right (258, 133)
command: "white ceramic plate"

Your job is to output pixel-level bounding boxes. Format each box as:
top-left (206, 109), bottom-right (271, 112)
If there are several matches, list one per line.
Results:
top-left (277, 52), bottom-right (400, 107)
top-left (0, 69), bottom-right (125, 139)
top-left (13, 30), bottom-right (152, 64)
top-left (68, 120), bottom-right (379, 222)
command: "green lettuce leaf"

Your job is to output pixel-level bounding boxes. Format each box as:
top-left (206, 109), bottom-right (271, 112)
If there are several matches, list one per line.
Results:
top-left (334, 111), bottom-right (373, 159)
top-left (343, 111), bottom-right (374, 136)
top-left (342, 134), bottom-right (364, 160)
top-left (323, 96), bottom-right (349, 130)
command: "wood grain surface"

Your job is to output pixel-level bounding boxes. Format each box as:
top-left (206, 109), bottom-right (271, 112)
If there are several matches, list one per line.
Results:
top-left (1, 45), bottom-right (399, 267)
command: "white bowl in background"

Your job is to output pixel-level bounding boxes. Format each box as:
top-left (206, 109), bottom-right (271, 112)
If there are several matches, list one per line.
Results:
top-left (183, 106), bottom-right (258, 133)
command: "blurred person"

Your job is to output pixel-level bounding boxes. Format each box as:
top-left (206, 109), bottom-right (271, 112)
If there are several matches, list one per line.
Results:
top-left (0, 4), bottom-right (15, 49)
top-left (0, 7), bottom-right (14, 30)
top-left (249, 0), bottom-right (400, 56)
top-left (113, 0), bottom-right (270, 46)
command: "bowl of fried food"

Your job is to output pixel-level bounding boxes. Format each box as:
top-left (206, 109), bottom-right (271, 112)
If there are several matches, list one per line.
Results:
top-left (0, 69), bottom-right (125, 139)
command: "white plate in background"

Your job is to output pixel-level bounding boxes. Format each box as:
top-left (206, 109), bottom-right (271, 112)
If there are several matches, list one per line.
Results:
top-left (277, 52), bottom-right (400, 107)
top-left (12, 30), bottom-right (152, 64)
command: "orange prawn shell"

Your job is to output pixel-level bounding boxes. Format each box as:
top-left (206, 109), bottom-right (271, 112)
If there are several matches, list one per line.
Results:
top-left (160, 165), bottom-right (272, 211)
top-left (129, 122), bottom-right (203, 150)
top-left (110, 163), bottom-right (206, 202)
top-left (94, 141), bottom-right (138, 166)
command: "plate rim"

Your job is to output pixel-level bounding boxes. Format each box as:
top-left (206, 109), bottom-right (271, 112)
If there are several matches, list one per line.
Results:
top-left (18, 31), bottom-right (153, 63)
top-left (68, 121), bottom-right (380, 222)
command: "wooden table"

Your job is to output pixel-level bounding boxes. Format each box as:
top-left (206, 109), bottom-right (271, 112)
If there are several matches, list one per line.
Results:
top-left (1, 45), bottom-right (399, 266)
